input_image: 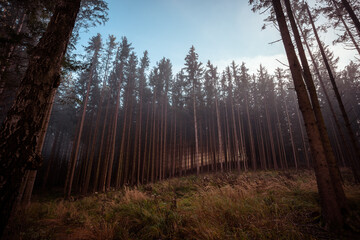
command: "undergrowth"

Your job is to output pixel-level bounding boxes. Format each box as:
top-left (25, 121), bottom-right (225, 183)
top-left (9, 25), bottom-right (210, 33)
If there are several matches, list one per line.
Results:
top-left (5, 170), bottom-right (360, 240)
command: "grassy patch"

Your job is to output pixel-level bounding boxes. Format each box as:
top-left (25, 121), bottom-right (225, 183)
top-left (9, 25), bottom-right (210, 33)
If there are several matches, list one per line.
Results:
top-left (5, 169), bottom-right (360, 239)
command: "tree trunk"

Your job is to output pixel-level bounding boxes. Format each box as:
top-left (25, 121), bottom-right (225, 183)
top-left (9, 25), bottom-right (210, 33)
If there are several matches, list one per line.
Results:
top-left (265, 101), bottom-right (278, 169)
top-left (172, 112), bottom-right (177, 176)
top-left (64, 62), bottom-right (93, 199)
top-left (275, 102), bottom-right (287, 169)
top-left (245, 96), bottom-right (256, 170)
top-left (99, 112), bottom-right (115, 191)
top-left (124, 98), bottom-right (134, 184)
top-left (83, 53), bottom-right (114, 194)
top-left (296, 15), bottom-right (351, 171)
top-left (0, 0), bottom-right (81, 235)
top-left (272, 0), bottom-right (343, 229)
top-left (142, 105), bottom-right (150, 183)
top-left (106, 75), bottom-right (122, 190)
top-left (285, 100), bottom-right (297, 169)
top-left (162, 93), bottom-right (168, 179)
top-left (18, 86), bottom-right (57, 208)
top-left (136, 96), bottom-right (143, 185)
top-left (286, 0), bottom-right (347, 210)
top-left (93, 94), bottom-right (111, 192)
top-left (293, 93), bottom-right (310, 168)
top-left (224, 104), bottom-right (231, 171)
top-left (307, 3), bottom-right (360, 182)
top-left (193, 84), bottom-right (200, 175)
top-left (214, 90), bottom-right (224, 172)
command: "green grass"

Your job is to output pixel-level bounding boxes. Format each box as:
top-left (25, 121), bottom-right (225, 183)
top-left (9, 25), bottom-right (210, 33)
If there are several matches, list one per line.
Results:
top-left (5, 170), bottom-right (360, 240)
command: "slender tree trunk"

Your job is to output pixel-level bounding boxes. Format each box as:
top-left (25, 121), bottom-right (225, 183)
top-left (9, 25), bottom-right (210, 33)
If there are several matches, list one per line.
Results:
top-left (106, 75), bottom-right (122, 190)
top-left (258, 119), bottom-right (267, 170)
top-left (238, 110), bottom-right (247, 171)
top-left (155, 107), bottom-right (161, 180)
top-left (285, 101), bottom-right (298, 170)
top-left (172, 112), bottom-right (177, 176)
top-left (307, 4), bottom-right (360, 182)
top-left (224, 104), bottom-right (231, 171)
top-left (115, 94), bottom-right (128, 188)
top-left (64, 65), bottom-right (93, 199)
top-left (298, 14), bottom-right (357, 173)
top-left (82, 104), bottom-right (102, 194)
top-left (265, 101), bottom-right (278, 170)
top-left (179, 124), bottom-right (184, 176)
top-left (84, 51), bottom-right (113, 194)
top-left (293, 93), bottom-right (310, 168)
top-left (246, 96), bottom-right (256, 170)
top-left (132, 112), bottom-right (140, 184)
top-left (229, 90), bottom-right (240, 172)
top-left (272, 0), bottom-right (343, 228)
top-left (142, 105), bottom-right (150, 184)
top-left (93, 94), bottom-right (110, 192)
top-left (136, 96), bottom-right (143, 185)
top-left (162, 94), bottom-right (168, 178)
top-left (124, 98), bottom-right (134, 184)
top-left (287, 0), bottom-right (347, 209)
top-left (214, 92), bottom-right (224, 172)
top-left (275, 103), bottom-right (287, 169)
top-left (193, 84), bottom-right (200, 175)
top-left (151, 92), bottom-right (157, 183)
top-left (169, 111), bottom-right (174, 177)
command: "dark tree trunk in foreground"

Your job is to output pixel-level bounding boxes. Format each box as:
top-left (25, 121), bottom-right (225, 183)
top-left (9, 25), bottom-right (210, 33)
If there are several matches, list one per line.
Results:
top-left (285, 0), bottom-right (347, 211)
top-left (272, 0), bottom-right (343, 229)
top-left (0, 0), bottom-right (81, 236)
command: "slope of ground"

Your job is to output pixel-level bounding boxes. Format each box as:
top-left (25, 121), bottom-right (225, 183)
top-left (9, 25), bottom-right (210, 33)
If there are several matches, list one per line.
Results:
top-left (5, 170), bottom-right (360, 240)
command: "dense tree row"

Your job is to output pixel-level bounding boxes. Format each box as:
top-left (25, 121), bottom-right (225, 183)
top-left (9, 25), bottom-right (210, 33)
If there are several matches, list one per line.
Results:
top-left (35, 27), bottom-right (359, 200)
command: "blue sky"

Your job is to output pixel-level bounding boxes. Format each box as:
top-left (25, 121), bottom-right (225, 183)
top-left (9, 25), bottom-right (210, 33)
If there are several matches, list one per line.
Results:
top-left (76, 0), bottom-right (356, 74)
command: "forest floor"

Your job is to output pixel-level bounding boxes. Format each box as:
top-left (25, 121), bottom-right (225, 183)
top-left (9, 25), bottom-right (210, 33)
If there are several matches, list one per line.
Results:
top-left (5, 169), bottom-right (360, 240)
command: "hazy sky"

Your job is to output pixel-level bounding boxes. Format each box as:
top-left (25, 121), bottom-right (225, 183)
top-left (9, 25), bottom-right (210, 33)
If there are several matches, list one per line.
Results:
top-left (76, 0), bottom-right (357, 74)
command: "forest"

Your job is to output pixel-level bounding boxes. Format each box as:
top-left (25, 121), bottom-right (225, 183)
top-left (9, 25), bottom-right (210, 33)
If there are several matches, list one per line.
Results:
top-left (0, 0), bottom-right (360, 239)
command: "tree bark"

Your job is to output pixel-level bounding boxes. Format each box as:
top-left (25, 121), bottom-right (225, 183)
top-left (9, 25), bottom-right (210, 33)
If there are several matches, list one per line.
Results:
top-left (272, 0), bottom-right (343, 229)
top-left (286, 0), bottom-right (347, 210)
top-left (0, 0), bottom-right (81, 236)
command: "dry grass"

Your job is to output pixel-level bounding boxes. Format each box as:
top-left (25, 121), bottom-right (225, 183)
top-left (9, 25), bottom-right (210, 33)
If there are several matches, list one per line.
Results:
top-left (5, 169), bottom-right (360, 240)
